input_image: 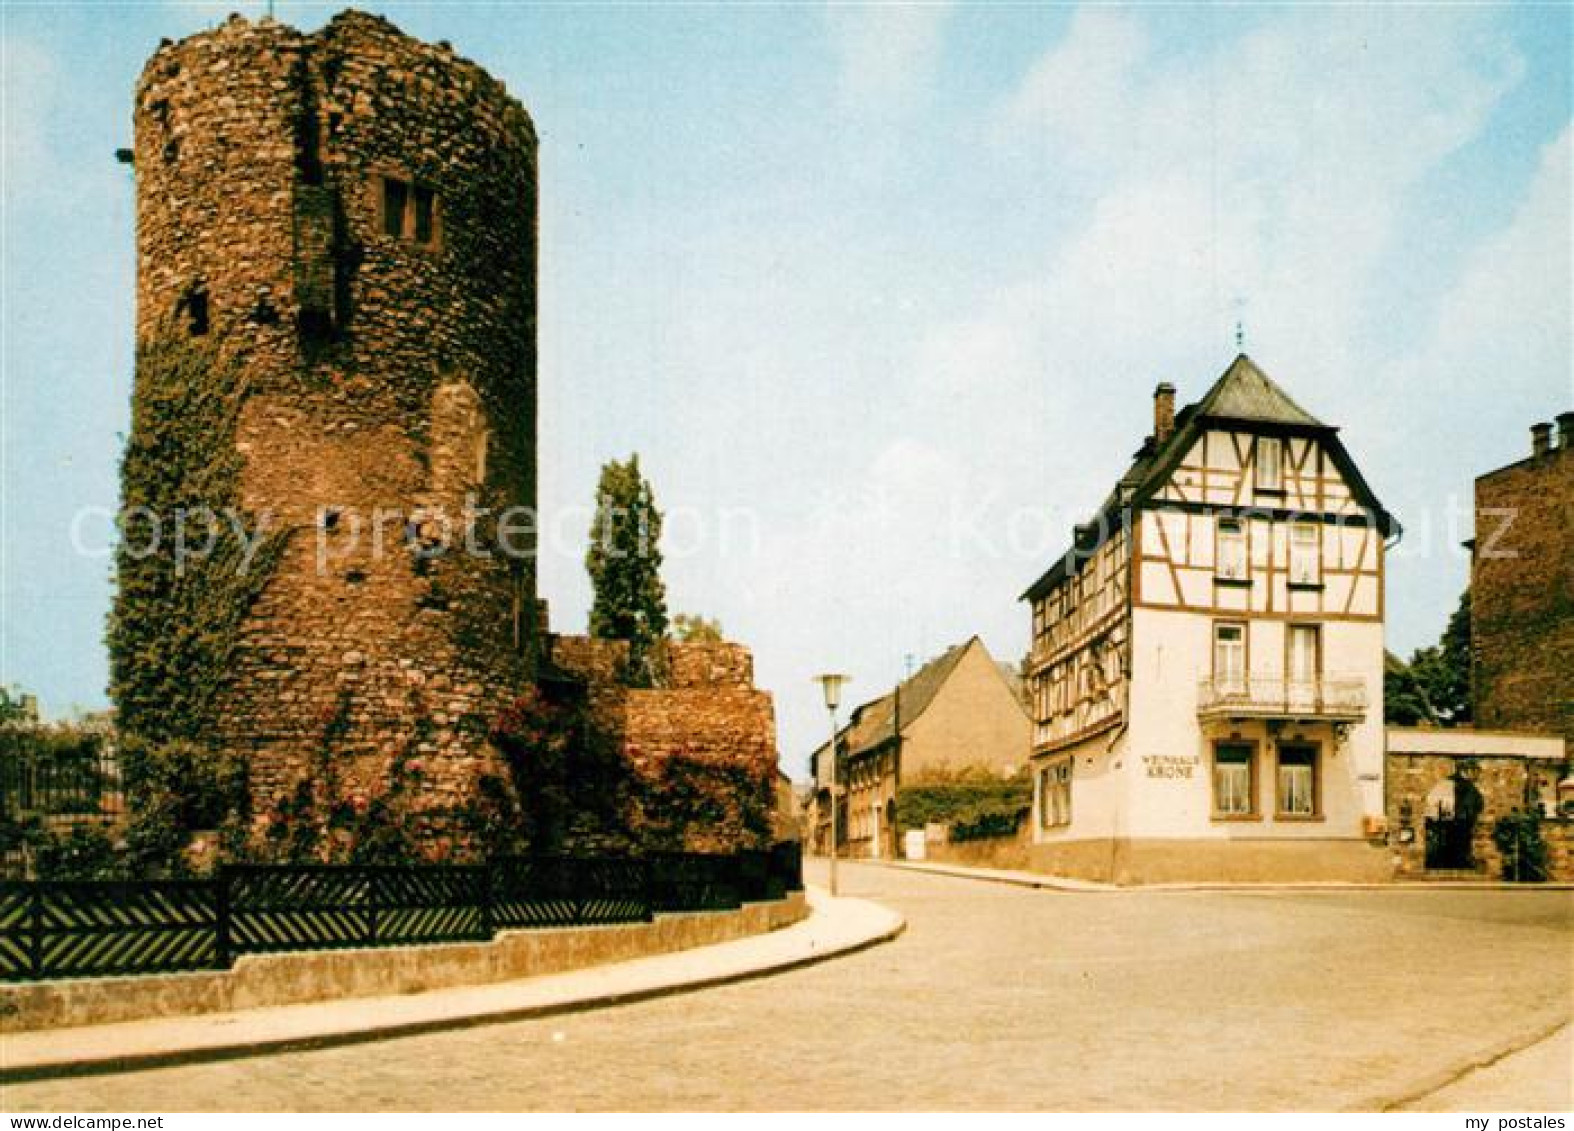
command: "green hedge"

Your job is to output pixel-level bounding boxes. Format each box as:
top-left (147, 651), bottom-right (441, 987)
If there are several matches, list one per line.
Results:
top-left (896, 774), bottom-right (1032, 841)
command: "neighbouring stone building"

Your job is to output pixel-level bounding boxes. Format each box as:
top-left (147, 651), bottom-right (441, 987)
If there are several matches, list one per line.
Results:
top-left (1469, 414), bottom-right (1574, 746)
top-left (806, 638), bottom-right (1031, 859)
top-left (118, 10), bottom-right (778, 856)
top-left (1376, 413), bottom-right (1574, 883)
top-left (1020, 356), bottom-right (1395, 884)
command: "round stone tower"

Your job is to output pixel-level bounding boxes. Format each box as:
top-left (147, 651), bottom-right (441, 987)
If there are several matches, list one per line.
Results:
top-left (127, 10), bottom-right (538, 850)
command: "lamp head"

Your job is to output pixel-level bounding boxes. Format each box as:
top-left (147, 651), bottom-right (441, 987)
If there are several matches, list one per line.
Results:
top-left (813, 673), bottom-right (851, 711)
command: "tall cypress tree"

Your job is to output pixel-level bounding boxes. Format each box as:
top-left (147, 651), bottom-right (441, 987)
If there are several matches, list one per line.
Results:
top-left (586, 455), bottom-right (668, 685)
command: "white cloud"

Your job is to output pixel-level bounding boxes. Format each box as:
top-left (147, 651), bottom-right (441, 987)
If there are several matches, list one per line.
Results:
top-left (1370, 124), bottom-right (1572, 532)
top-left (1422, 126), bottom-right (1572, 396)
top-left (942, 4), bottom-right (1529, 444)
top-left (762, 5), bottom-right (1539, 763)
top-left (823, 1), bottom-right (953, 114)
top-left (997, 7), bottom-right (1151, 171)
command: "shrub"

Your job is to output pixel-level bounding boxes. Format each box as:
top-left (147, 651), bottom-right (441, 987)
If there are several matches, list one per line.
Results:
top-left (634, 750), bottom-right (773, 854)
top-left (896, 773), bottom-right (1032, 833)
top-left (0, 719), bottom-right (113, 817)
top-left (950, 804), bottom-right (1029, 843)
top-left (32, 823), bottom-right (124, 880)
top-left (255, 694), bottom-right (436, 866)
top-left (1491, 810), bottom-right (1549, 882)
top-left (119, 735), bottom-right (249, 876)
top-left (489, 684), bottom-right (598, 852)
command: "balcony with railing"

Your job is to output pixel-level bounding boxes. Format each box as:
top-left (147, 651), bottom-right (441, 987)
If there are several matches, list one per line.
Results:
top-left (1197, 674), bottom-right (1367, 722)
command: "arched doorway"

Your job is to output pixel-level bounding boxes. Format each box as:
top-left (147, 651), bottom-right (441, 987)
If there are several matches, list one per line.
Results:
top-left (1424, 771), bottom-right (1483, 870)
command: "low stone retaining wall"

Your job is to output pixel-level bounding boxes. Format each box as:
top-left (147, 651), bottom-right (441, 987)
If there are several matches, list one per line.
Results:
top-left (1, 892), bottom-right (806, 1033)
top-left (920, 824), bottom-right (1032, 871)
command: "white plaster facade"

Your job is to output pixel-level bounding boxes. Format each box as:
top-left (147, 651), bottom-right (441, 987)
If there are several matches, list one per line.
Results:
top-left (1023, 357), bottom-right (1396, 883)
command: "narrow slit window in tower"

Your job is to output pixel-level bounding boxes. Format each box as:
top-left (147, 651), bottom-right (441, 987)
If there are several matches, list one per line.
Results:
top-left (177, 286), bottom-right (209, 336)
top-left (382, 178), bottom-right (409, 238)
top-left (413, 185), bottom-right (435, 244)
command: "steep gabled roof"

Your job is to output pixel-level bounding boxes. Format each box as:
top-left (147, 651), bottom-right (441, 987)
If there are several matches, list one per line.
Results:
top-left (1021, 354), bottom-right (1395, 601)
top-left (1192, 354), bottom-right (1326, 428)
top-left (838, 640), bottom-right (973, 757)
top-left (811, 637), bottom-right (1011, 770)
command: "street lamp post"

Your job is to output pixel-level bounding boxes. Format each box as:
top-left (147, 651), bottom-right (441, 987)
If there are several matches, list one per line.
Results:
top-left (814, 673), bottom-right (850, 898)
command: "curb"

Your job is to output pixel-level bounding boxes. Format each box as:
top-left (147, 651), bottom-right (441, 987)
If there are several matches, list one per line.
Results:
top-left (1, 895), bottom-right (905, 1085)
top-left (872, 859), bottom-right (1574, 894)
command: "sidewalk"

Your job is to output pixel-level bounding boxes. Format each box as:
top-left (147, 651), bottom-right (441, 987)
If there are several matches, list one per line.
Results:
top-left (877, 857), bottom-right (1574, 892)
top-left (0, 887), bottom-right (903, 1083)
top-left (1391, 1023), bottom-right (1573, 1112)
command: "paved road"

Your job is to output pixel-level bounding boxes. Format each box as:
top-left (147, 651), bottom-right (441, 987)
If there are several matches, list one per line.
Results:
top-left (1399, 1024), bottom-right (1572, 1112)
top-left (6, 863), bottom-right (1571, 1111)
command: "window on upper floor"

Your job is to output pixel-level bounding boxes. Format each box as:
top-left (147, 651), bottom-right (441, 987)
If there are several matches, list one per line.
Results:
top-left (413, 185), bottom-right (436, 244)
top-left (1287, 623), bottom-right (1320, 686)
top-left (379, 174), bottom-right (440, 248)
top-left (1256, 437), bottom-right (1284, 492)
top-left (1216, 519), bottom-right (1248, 581)
top-left (382, 178), bottom-right (408, 238)
top-left (1213, 622), bottom-right (1246, 691)
top-left (1289, 522), bottom-right (1322, 586)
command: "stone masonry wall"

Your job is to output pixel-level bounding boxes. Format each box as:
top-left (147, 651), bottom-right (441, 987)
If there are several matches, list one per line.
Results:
top-left (1544, 820), bottom-right (1574, 881)
top-left (663, 642), bottom-right (754, 689)
top-left (1471, 436), bottom-right (1573, 745)
top-left (1385, 752), bottom-right (1559, 879)
top-left (131, 11), bottom-right (538, 849)
top-left (550, 636), bottom-right (778, 852)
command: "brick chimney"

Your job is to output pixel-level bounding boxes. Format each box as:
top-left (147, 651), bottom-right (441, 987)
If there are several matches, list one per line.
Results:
top-left (1558, 411), bottom-right (1574, 451)
top-left (1531, 422), bottom-right (1553, 459)
top-left (1154, 383), bottom-right (1176, 444)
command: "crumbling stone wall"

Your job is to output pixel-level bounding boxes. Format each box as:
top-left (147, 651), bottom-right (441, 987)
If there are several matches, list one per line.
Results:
top-left (1385, 752), bottom-right (1559, 878)
top-left (128, 11), bottom-right (538, 849)
top-left (550, 637), bottom-right (778, 852)
top-left (1544, 821), bottom-right (1574, 880)
top-left (663, 642), bottom-right (754, 689)
top-left (1471, 432), bottom-right (1573, 745)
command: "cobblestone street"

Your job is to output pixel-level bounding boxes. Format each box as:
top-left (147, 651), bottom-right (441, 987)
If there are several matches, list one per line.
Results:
top-left (7, 863), bottom-right (1571, 1112)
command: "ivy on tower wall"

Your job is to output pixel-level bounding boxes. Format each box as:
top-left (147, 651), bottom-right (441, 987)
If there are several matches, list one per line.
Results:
top-left (109, 335), bottom-right (289, 745)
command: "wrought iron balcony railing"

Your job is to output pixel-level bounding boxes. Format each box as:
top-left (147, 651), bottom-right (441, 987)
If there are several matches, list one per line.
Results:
top-left (1197, 674), bottom-right (1367, 721)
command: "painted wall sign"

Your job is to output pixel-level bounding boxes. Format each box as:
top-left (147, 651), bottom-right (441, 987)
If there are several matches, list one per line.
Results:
top-left (1143, 755), bottom-right (1199, 779)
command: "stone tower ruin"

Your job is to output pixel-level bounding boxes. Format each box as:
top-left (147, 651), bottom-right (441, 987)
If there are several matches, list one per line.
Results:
top-left (126, 11), bottom-right (538, 846)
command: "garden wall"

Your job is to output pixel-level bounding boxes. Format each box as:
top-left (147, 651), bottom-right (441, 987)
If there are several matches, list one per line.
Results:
top-left (1, 891), bottom-right (805, 1033)
top-left (919, 822), bottom-right (1032, 871)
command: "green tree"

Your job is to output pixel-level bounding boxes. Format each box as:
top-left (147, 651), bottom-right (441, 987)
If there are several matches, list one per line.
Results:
top-left (0, 686), bottom-right (28, 725)
top-left (586, 455), bottom-right (669, 685)
top-left (1409, 589), bottom-right (1473, 725)
top-left (1383, 652), bottom-right (1436, 726)
top-left (672, 613), bottom-right (723, 643)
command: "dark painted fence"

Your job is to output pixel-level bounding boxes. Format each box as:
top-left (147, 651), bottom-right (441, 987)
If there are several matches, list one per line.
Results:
top-left (0, 844), bottom-right (803, 982)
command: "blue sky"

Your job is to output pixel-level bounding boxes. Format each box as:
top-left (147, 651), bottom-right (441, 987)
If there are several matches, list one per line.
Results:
top-left (2, 2), bottom-right (1569, 773)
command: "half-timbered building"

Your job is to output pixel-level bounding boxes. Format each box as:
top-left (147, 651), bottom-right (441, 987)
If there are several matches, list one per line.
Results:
top-left (1021, 355), bottom-right (1397, 883)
